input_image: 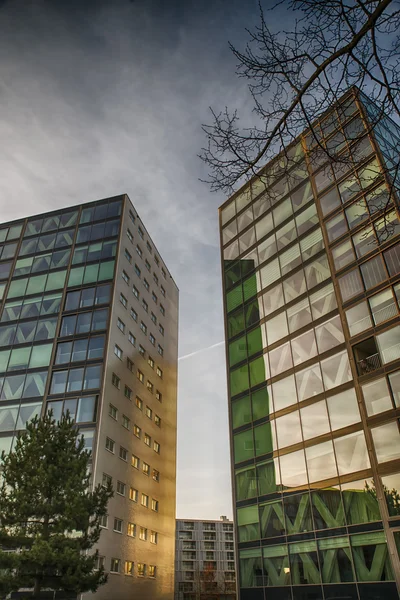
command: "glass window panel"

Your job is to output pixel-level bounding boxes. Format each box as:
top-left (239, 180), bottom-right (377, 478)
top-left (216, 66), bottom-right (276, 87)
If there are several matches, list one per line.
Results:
top-left (31, 253), bottom-right (51, 273)
top-left (315, 164), bottom-right (334, 193)
top-left (36, 233), bottom-right (56, 253)
top-left (67, 368), bottom-right (84, 392)
top-left (269, 342), bottom-right (293, 377)
top-left (254, 422), bottom-right (273, 456)
top-left (358, 158), bottom-right (381, 190)
top-left (247, 327), bottom-right (263, 357)
top-left (262, 283), bottom-right (284, 316)
top-left (223, 239), bottom-right (239, 261)
top-left (76, 396), bottom-right (97, 423)
top-left (83, 365), bottom-right (102, 390)
top-left (55, 341), bottom-right (72, 365)
top-left (327, 388), bottom-right (360, 430)
top-left (334, 430), bottom-right (370, 475)
top-left (0, 404), bottom-right (19, 431)
top-left (371, 422), bottom-right (400, 463)
top-left (83, 263), bottom-right (99, 284)
top-left (26, 275), bottom-right (47, 296)
top-left (35, 317), bottom-right (57, 341)
top-left (384, 242), bottom-right (400, 276)
top-left (235, 466), bottom-right (257, 502)
top-left (221, 201), bottom-right (235, 226)
top-left (1, 374), bottom-right (25, 400)
top-left (42, 215), bottom-right (60, 232)
top-left (365, 183), bottom-right (390, 215)
top-left (249, 355), bottom-right (269, 387)
top-left (362, 377), bottom-right (393, 416)
top-left (21, 297), bottom-right (41, 320)
top-left (8, 347), bottom-right (30, 371)
top-left (237, 207), bottom-right (253, 234)
top-left (238, 226), bottom-right (257, 255)
top-left (232, 395), bottom-right (252, 429)
top-left (321, 350), bottom-right (352, 390)
top-left (266, 312), bottom-right (288, 346)
top-left (345, 199), bottom-right (368, 229)
top-left (273, 198), bottom-right (292, 228)
top-left (279, 244), bottom-right (301, 276)
top-left (272, 375), bottom-right (297, 412)
top-left (88, 336), bottom-right (104, 360)
top-left (222, 219), bottom-right (238, 245)
top-left (283, 269), bottom-right (307, 303)
top-left (255, 213), bottom-right (273, 241)
top-left (257, 459), bottom-right (278, 496)
top-left (72, 338), bottom-right (88, 362)
top-left (41, 293), bottom-right (62, 316)
top-left (258, 234), bottom-right (277, 264)
top-left (381, 473), bottom-right (400, 517)
top-left (295, 363), bottom-right (324, 402)
top-left (15, 321), bottom-right (36, 344)
top-left (252, 386), bottom-right (272, 420)
top-left (305, 254), bottom-right (331, 289)
top-left (300, 401), bottom-right (329, 440)
top-left (276, 220), bottom-right (296, 251)
top-left (65, 291), bottom-right (80, 312)
top-left (279, 449), bottom-right (308, 489)
top-left (1, 243), bottom-right (17, 260)
top-left (320, 186), bottom-right (341, 216)
top-left (332, 240), bottom-right (356, 270)
top-left (287, 298), bottom-right (312, 334)
top-left (95, 284), bottom-right (111, 305)
top-left (346, 302), bottom-right (372, 336)
top-left (29, 344), bottom-right (52, 368)
top-left (260, 258), bottom-right (280, 290)
top-left (377, 325), bottom-right (400, 364)
top-left (295, 204), bottom-right (319, 237)
top-left (388, 370), bottom-right (400, 408)
top-left (22, 371), bottom-right (47, 398)
top-left (76, 312), bottom-right (92, 335)
top-left (315, 315), bottom-right (344, 354)
top-left (291, 180), bottom-right (313, 213)
top-left (275, 411), bottom-right (302, 448)
top-left (309, 283), bottom-right (337, 320)
top-left (352, 227), bottom-right (376, 258)
top-left (60, 315), bottom-right (76, 337)
top-left (291, 330), bottom-right (317, 366)
top-left (92, 308), bottom-right (108, 331)
top-left (300, 228), bottom-right (324, 262)
top-left (0, 350), bottom-right (10, 372)
top-left (306, 441), bottom-right (338, 482)
top-left (318, 536), bottom-right (354, 583)
top-left (19, 238), bottom-right (38, 256)
top-left (338, 268), bottom-right (364, 302)
top-left (46, 270), bottom-right (66, 291)
top-left (234, 429), bottom-right (254, 463)
top-left (326, 212), bottom-right (348, 242)
top-left (338, 174), bottom-right (361, 203)
top-left (7, 278), bottom-right (28, 298)
top-left (369, 288), bottom-right (397, 325)
top-left (375, 210), bottom-right (400, 243)
top-left (360, 254), bottom-right (387, 290)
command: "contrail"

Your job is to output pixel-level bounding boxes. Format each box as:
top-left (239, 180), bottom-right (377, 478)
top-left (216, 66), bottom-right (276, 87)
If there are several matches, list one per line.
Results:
top-left (178, 341), bottom-right (225, 361)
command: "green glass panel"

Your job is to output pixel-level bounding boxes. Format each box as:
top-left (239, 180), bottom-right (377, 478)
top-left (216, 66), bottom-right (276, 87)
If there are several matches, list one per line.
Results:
top-left (0, 282), bottom-right (5, 300)
top-left (249, 356), bottom-right (266, 388)
top-left (7, 278), bottom-right (28, 299)
top-left (230, 364), bottom-right (249, 397)
top-left (311, 489), bottom-right (345, 530)
top-left (0, 350), bottom-right (10, 373)
top-left (99, 260), bottom-right (115, 281)
top-left (289, 539), bottom-right (321, 585)
top-left (242, 275), bottom-right (258, 302)
top-left (226, 284), bottom-right (243, 313)
top-left (237, 505), bottom-right (260, 542)
top-left (252, 387), bottom-right (271, 420)
top-left (68, 267), bottom-right (84, 288)
top-left (262, 544), bottom-right (290, 587)
top-left (233, 429), bottom-right (254, 463)
top-left (254, 423), bottom-right (273, 456)
top-left (284, 493), bottom-right (313, 534)
top-left (257, 459), bottom-right (278, 495)
top-left (351, 531), bottom-right (394, 581)
top-left (29, 344), bottom-right (52, 368)
top-left (26, 275), bottom-right (46, 296)
top-left (228, 309), bottom-right (245, 339)
top-left (259, 500), bottom-right (285, 538)
top-left (83, 263), bottom-right (99, 284)
top-left (247, 327), bottom-right (263, 356)
top-left (318, 536), bottom-right (354, 583)
top-left (225, 263), bottom-right (241, 289)
top-left (8, 347), bottom-right (31, 371)
top-left (241, 257), bottom-right (256, 277)
top-left (229, 335), bottom-right (247, 367)
top-left (245, 299), bottom-right (261, 328)
top-left (239, 548), bottom-right (263, 588)
top-left (46, 270), bottom-right (66, 291)
top-left (342, 485), bottom-right (381, 525)
top-left (232, 395), bottom-right (251, 429)
top-left (235, 465), bottom-right (257, 501)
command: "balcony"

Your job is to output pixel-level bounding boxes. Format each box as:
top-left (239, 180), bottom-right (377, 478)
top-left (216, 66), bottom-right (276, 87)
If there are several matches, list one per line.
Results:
top-left (354, 338), bottom-right (381, 375)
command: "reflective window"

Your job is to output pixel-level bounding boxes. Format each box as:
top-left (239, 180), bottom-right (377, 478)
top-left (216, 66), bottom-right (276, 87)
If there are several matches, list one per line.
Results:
top-left (346, 301), bottom-right (372, 337)
top-left (332, 240), bottom-right (356, 270)
top-left (275, 411), bottom-right (302, 448)
top-left (377, 325), bottom-right (400, 364)
top-left (360, 254), bottom-right (387, 290)
top-left (279, 449), bottom-right (307, 489)
top-left (334, 430), bottom-right (370, 475)
top-left (362, 377), bottom-right (393, 416)
top-left (272, 375), bottom-right (297, 412)
top-left (300, 401), bottom-right (330, 440)
top-left (306, 440), bottom-right (337, 482)
top-left (326, 388), bottom-right (360, 430)
top-left (326, 212), bottom-right (348, 242)
top-left (371, 421), bottom-right (400, 464)
top-left (321, 350), bottom-right (352, 390)
top-left (338, 268), bottom-right (364, 301)
top-left (369, 288), bottom-right (397, 325)
top-left (295, 363), bottom-right (324, 402)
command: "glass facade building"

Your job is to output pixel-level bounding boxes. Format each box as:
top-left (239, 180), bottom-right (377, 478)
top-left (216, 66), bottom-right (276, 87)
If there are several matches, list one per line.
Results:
top-left (0, 194), bottom-right (178, 600)
top-left (219, 89), bottom-right (400, 600)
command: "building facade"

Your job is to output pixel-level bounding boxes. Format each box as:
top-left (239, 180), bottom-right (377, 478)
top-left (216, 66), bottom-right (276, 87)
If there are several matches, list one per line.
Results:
top-left (0, 194), bottom-right (178, 599)
top-left (175, 517), bottom-right (236, 599)
top-left (219, 89), bottom-right (400, 600)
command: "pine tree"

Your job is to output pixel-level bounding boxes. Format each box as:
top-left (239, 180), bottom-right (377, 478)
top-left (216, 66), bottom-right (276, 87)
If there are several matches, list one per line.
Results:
top-left (0, 411), bottom-right (113, 598)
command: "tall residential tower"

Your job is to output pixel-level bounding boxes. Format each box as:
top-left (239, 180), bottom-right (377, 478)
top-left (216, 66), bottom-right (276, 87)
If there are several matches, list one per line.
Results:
top-left (219, 89), bottom-right (400, 600)
top-left (0, 194), bottom-right (178, 599)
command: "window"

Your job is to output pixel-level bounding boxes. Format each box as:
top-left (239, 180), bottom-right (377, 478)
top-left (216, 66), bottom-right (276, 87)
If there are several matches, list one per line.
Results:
top-left (140, 321), bottom-right (147, 334)
top-left (153, 273), bottom-right (159, 285)
top-left (149, 333), bottom-right (155, 346)
top-left (113, 518), bottom-right (123, 533)
top-left (150, 531), bottom-right (158, 544)
top-left (127, 358), bottom-right (134, 372)
top-left (146, 406), bottom-right (152, 419)
top-left (157, 344), bottom-right (163, 356)
top-left (160, 304), bottom-right (165, 316)
top-left (116, 481), bottom-right (126, 496)
top-left (147, 241), bottom-right (152, 253)
top-left (139, 344), bottom-right (145, 357)
top-left (137, 370), bottom-right (144, 383)
top-left (119, 446), bottom-right (128, 461)
top-left (110, 558), bottom-right (120, 573)
top-left (144, 434), bottom-right (151, 446)
top-left (128, 332), bottom-right (136, 346)
top-left (147, 380), bottom-right (154, 393)
top-left (155, 255), bottom-right (159, 266)
top-left (127, 522), bottom-right (136, 536)
top-left (131, 455), bottom-right (139, 469)
top-left (133, 424), bottom-right (141, 438)
top-left (161, 286), bottom-right (165, 297)
top-left (141, 493), bottom-right (149, 508)
top-left (117, 318), bottom-right (125, 333)
top-left (133, 285), bottom-right (139, 299)
top-left (122, 270), bottom-right (130, 284)
top-left (161, 268), bottom-right (166, 279)
top-left (139, 527), bottom-right (147, 541)
top-left (136, 245), bottom-right (142, 257)
top-left (148, 565), bottom-right (156, 578)
top-left (159, 324), bottom-right (164, 336)
top-left (109, 404), bottom-right (117, 420)
top-left (122, 415), bottom-right (130, 429)
top-left (105, 437), bottom-right (115, 453)
top-left (114, 345), bottom-right (122, 360)
top-left (152, 292), bottom-right (158, 304)
top-left (127, 229), bottom-right (133, 243)
top-left (124, 249), bottom-right (132, 263)
top-left (129, 487), bottom-right (138, 502)
top-left (102, 473), bottom-right (112, 488)
top-left (134, 264), bottom-right (141, 278)
top-left (143, 462), bottom-right (150, 475)
top-left (155, 415), bottom-right (161, 427)
top-left (151, 312), bottom-right (157, 325)
top-left (151, 498), bottom-right (159, 512)
top-left (130, 308), bottom-right (137, 322)
top-left (120, 293), bottom-right (127, 308)
top-left (156, 367), bottom-right (163, 378)
top-left (96, 555), bottom-right (105, 570)
top-left (143, 280), bottom-right (149, 292)
top-left (129, 210), bottom-right (135, 224)
top-left (100, 514), bottom-right (108, 528)
top-left (124, 385), bottom-right (132, 400)
top-left (156, 390), bottom-right (162, 402)
top-left (137, 563), bottom-right (146, 576)
top-left (136, 396), bottom-right (143, 410)
top-left (145, 259), bottom-right (151, 271)
top-left (124, 560), bottom-right (134, 576)
top-left (142, 300), bottom-right (149, 314)
top-left (153, 469), bottom-right (159, 482)
top-left (148, 356), bottom-right (155, 368)
top-left (154, 441), bottom-right (160, 454)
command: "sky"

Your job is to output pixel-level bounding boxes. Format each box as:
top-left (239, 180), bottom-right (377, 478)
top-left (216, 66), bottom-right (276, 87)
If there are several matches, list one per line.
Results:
top-left (0, 0), bottom-right (281, 520)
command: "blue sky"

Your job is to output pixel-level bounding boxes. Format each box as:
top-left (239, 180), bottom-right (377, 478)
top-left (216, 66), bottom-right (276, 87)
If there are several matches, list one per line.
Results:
top-left (0, 0), bottom-right (279, 519)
